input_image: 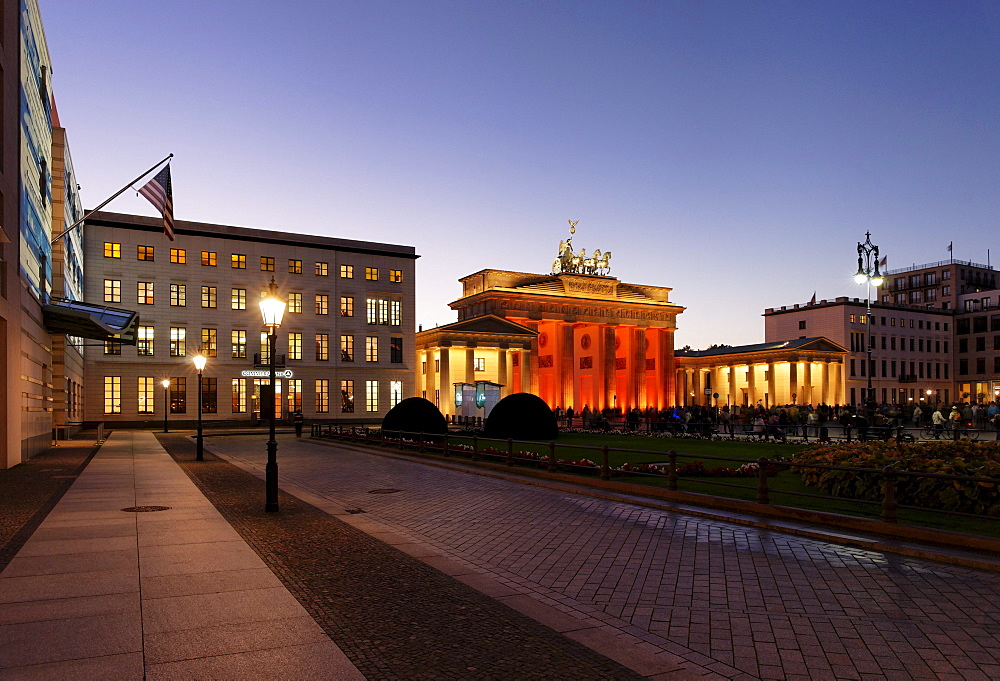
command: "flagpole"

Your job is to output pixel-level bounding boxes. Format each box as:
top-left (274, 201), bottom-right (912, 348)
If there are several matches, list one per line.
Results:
top-left (50, 153), bottom-right (173, 245)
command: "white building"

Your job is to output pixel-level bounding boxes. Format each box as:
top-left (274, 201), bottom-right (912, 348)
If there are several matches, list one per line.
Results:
top-left (83, 211), bottom-right (417, 425)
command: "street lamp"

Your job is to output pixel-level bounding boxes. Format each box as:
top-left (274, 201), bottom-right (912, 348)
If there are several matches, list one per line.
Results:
top-left (853, 232), bottom-right (884, 411)
top-left (193, 353), bottom-right (207, 461)
top-left (259, 277), bottom-right (286, 513)
top-left (161, 379), bottom-right (171, 433)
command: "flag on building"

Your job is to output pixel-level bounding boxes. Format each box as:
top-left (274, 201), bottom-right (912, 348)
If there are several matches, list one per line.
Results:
top-left (948, 242), bottom-right (953, 253)
top-left (809, 292), bottom-right (816, 305)
top-left (878, 256), bottom-right (887, 269)
top-left (139, 164), bottom-right (174, 240)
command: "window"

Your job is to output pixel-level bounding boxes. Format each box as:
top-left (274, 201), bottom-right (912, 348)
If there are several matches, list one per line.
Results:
top-left (104, 377), bottom-right (121, 414)
top-left (341, 335), bottom-right (354, 362)
top-left (341, 380), bottom-right (354, 413)
top-left (849, 314), bottom-right (857, 323)
top-left (391, 337), bottom-right (403, 363)
top-left (943, 285), bottom-right (951, 295)
top-left (232, 379), bottom-right (247, 413)
top-left (260, 256), bottom-right (275, 271)
top-left (201, 286), bottom-right (217, 309)
top-left (366, 380), bottom-right (378, 412)
top-left (315, 262), bottom-right (328, 276)
top-left (959, 359), bottom-right (969, 375)
top-left (850, 359), bottom-right (856, 377)
top-left (365, 267), bottom-right (378, 281)
top-left (201, 329), bottom-right (218, 357)
top-left (170, 377), bottom-right (186, 414)
top-left (390, 300), bottom-right (401, 326)
top-left (340, 264), bottom-right (354, 279)
top-left (925, 272), bottom-right (937, 285)
top-left (798, 320), bottom-right (806, 330)
top-left (315, 294), bottom-right (329, 315)
top-left (367, 298), bottom-right (377, 324)
top-left (201, 377), bottom-right (218, 414)
top-left (926, 288), bottom-right (937, 301)
top-left (138, 326), bottom-right (154, 356)
top-left (104, 242), bottom-right (121, 258)
top-left (104, 341), bottom-right (122, 355)
top-left (974, 317), bottom-right (988, 333)
top-left (316, 334), bottom-right (329, 361)
top-left (104, 279), bottom-right (121, 303)
top-left (170, 248), bottom-right (186, 264)
top-left (231, 254), bottom-right (246, 269)
top-left (138, 377), bottom-right (155, 414)
top-left (202, 251), bottom-right (217, 266)
top-left (287, 292), bottom-right (302, 313)
top-left (976, 337), bottom-right (986, 352)
top-left (341, 296), bottom-right (354, 317)
top-left (390, 381), bottom-right (402, 408)
top-left (366, 336), bottom-right (378, 362)
top-left (259, 333), bottom-right (271, 363)
top-left (288, 332), bottom-right (302, 360)
top-left (943, 269), bottom-right (951, 280)
top-left (316, 379), bottom-right (329, 413)
top-left (138, 245), bottom-right (154, 261)
top-left (137, 282), bottom-right (154, 305)
top-left (232, 330), bottom-right (247, 358)
top-left (170, 284), bottom-right (186, 306)
top-left (390, 269), bottom-right (403, 283)
top-left (170, 327), bottom-right (186, 357)
top-left (977, 358), bottom-right (986, 374)
top-left (231, 288), bottom-right (246, 310)
top-left (288, 259), bottom-right (302, 274)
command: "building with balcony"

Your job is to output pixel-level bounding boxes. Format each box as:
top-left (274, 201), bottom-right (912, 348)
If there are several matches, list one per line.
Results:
top-left (953, 289), bottom-right (1000, 403)
top-left (83, 212), bottom-right (417, 426)
top-left (878, 259), bottom-right (996, 310)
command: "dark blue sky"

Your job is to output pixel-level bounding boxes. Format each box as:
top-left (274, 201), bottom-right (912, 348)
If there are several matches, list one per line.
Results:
top-left (43, 1), bottom-right (1000, 347)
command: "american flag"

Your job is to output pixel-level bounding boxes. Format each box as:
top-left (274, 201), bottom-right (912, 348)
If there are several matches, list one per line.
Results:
top-left (139, 165), bottom-right (174, 240)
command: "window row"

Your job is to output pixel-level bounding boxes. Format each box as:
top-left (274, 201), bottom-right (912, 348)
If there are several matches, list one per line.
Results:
top-left (847, 359), bottom-right (949, 380)
top-left (104, 376), bottom-right (402, 415)
top-left (848, 333), bottom-right (949, 354)
top-left (108, 328), bottom-right (404, 363)
top-left (102, 243), bottom-right (404, 282)
top-left (958, 357), bottom-right (1000, 376)
top-left (849, 314), bottom-right (947, 331)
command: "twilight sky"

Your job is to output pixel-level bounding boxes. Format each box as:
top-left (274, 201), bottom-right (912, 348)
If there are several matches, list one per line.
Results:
top-left (42, 0), bottom-right (1000, 349)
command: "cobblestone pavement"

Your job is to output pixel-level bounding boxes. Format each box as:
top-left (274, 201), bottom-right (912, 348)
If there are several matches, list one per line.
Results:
top-left (0, 437), bottom-right (98, 573)
top-left (206, 434), bottom-right (1000, 681)
top-left (158, 433), bottom-right (645, 681)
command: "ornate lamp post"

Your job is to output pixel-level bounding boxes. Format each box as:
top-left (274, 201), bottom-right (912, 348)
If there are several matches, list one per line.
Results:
top-left (259, 277), bottom-right (286, 512)
top-left (193, 353), bottom-right (207, 461)
top-left (161, 379), bottom-right (171, 433)
top-left (853, 232), bottom-right (884, 411)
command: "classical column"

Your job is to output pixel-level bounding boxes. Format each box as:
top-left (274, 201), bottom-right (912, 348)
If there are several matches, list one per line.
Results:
top-left (728, 364), bottom-right (738, 407)
top-left (521, 347), bottom-right (532, 396)
top-left (747, 364), bottom-right (757, 405)
top-left (603, 326), bottom-right (616, 411)
top-left (803, 362), bottom-right (814, 405)
top-left (465, 346), bottom-right (476, 386)
top-left (766, 362), bottom-right (777, 408)
top-left (788, 361), bottom-right (798, 404)
top-left (634, 328), bottom-right (648, 409)
top-left (659, 329), bottom-right (672, 409)
top-left (424, 348), bottom-right (435, 400)
top-left (691, 369), bottom-right (701, 406)
top-left (439, 346), bottom-right (452, 415)
top-left (821, 361), bottom-right (831, 405)
top-left (497, 347), bottom-right (508, 396)
top-left (831, 361), bottom-right (843, 405)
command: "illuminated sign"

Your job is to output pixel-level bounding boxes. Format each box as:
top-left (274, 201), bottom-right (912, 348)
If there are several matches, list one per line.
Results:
top-left (241, 369), bottom-right (294, 378)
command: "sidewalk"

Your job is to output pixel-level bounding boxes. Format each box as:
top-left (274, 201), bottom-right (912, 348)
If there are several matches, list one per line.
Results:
top-left (0, 431), bottom-right (363, 680)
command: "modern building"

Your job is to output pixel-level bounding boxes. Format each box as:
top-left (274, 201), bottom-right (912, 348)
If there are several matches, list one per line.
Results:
top-left (764, 297), bottom-right (953, 406)
top-left (879, 258), bottom-right (996, 310)
top-left (83, 211), bottom-right (417, 426)
top-left (953, 289), bottom-right (1000, 403)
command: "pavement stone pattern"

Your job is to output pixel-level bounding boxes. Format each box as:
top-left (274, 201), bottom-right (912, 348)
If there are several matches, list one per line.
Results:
top-left (158, 432), bottom-right (645, 681)
top-left (206, 434), bottom-right (1000, 681)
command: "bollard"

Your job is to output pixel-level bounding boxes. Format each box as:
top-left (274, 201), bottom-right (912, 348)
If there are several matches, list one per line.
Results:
top-left (756, 457), bottom-right (770, 505)
top-left (881, 465), bottom-right (898, 524)
top-left (472, 435), bottom-right (479, 461)
top-left (507, 438), bottom-right (514, 466)
top-left (667, 450), bottom-right (678, 490)
top-left (600, 445), bottom-right (610, 481)
top-left (548, 441), bottom-right (557, 471)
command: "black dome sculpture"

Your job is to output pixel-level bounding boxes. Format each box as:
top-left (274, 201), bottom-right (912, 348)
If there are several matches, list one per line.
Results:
top-left (382, 397), bottom-right (447, 436)
top-left (484, 393), bottom-right (558, 441)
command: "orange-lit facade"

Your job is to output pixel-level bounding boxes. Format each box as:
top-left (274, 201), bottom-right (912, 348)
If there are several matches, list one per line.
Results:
top-left (417, 268), bottom-right (684, 416)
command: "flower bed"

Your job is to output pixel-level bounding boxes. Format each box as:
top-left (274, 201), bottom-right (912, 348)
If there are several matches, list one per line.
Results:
top-left (791, 441), bottom-right (1000, 516)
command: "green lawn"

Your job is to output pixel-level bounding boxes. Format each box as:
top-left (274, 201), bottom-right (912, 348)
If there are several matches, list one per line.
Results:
top-left (456, 432), bottom-right (1000, 538)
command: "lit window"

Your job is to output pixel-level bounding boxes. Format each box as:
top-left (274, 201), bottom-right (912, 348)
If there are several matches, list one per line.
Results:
top-left (315, 262), bottom-right (329, 276)
top-left (367, 298), bottom-right (377, 324)
top-left (389, 269), bottom-right (403, 283)
top-left (231, 288), bottom-right (246, 310)
top-left (390, 300), bottom-right (401, 326)
top-left (316, 333), bottom-right (329, 361)
top-left (170, 284), bottom-right (186, 307)
top-left (201, 377), bottom-right (218, 414)
top-left (201, 328), bottom-right (218, 357)
top-left (202, 251), bottom-right (217, 266)
top-left (104, 279), bottom-right (121, 303)
top-left (286, 379), bottom-right (302, 414)
top-left (232, 330), bottom-right (247, 358)
top-left (137, 282), bottom-right (154, 305)
top-left (103, 242), bottom-right (121, 258)
top-left (232, 379), bottom-right (247, 413)
top-left (366, 380), bottom-right (378, 412)
top-left (288, 332), bottom-right (302, 360)
top-left (315, 379), bottom-right (329, 413)
top-left (138, 245), bottom-right (154, 261)
top-left (201, 286), bottom-right (217, 309)
top-left (340, 335), bottom-right (354, 362)
top-left (170, 327), bottom-right (186, 357)
top-left (474, 358), bottom-right (485, 371)
top-left (340, 264), bottom-right (353, 279)
top-left (365, 267), bottom-right (378, 281)
top-left (390, 381), bottom-right (402, 408)
top-left (137, 326), bottom-right (154, 356)
top-left (170, 248), bottom-right (186, 264)
top-left (287, 292), bottom-right (302, 313)
top-left (232, 254), bottom-right (246, 269)
top-left (104, 376), bottom-right (121, 414)
top-left (341, 380), bottom-right (354, 413)
top-left (315, 294), bottom-right (329, 315)
top-left (289, 259), bottom-right (302, 274)
top-left (340, 296), bottom-right (354, 317)
top-left (138, 377), bottom-right (155, 414)
top-left (366, 336), bottom-right (378, 362)
top-left (104, 341), bottom-right (122, 355)
top-left (170, 377), bottom-right (186, 414)
top-left (260, 256), bottom-right (275, 271)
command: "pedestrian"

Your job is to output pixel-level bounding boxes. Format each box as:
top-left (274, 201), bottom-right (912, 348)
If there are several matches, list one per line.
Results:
top-left (931, 407), bottom-right (945, 439)
top-left (293, 410), bottom-right (305, 437)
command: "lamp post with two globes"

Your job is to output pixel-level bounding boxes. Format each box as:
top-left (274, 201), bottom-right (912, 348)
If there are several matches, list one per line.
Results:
top-left (259, 277), bottom-right (286, 512)
top-left (853, 232), bottom-right (884, 411)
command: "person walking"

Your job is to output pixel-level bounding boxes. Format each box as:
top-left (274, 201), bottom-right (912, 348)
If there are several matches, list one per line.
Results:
top-left (931, 407), bottom-right (946, 439)
top-left (293, 410), bottom-right (305, 437)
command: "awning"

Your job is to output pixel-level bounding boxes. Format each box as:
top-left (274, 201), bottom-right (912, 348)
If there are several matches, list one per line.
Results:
top-left (42, 297), bottom-right (139, 344)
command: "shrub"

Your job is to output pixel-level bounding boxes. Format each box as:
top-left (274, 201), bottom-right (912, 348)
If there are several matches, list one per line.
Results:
top-left (381, 397), bottom-right (447, 436)
top-left (484, 393), bottom-right (558, 441)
